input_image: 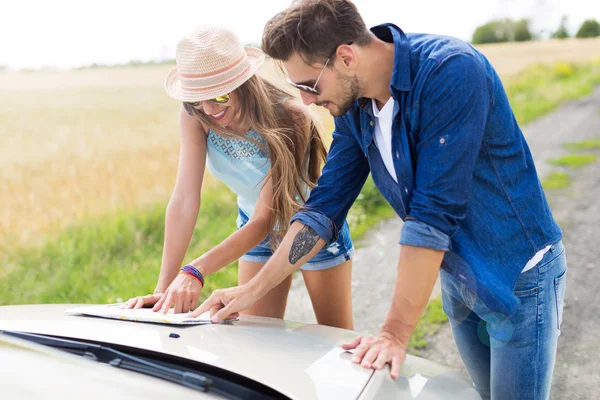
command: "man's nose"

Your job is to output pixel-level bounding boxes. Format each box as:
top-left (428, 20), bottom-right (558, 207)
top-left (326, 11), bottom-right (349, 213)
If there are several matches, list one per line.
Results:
top-left (299, 91), bottom-right (318, 106)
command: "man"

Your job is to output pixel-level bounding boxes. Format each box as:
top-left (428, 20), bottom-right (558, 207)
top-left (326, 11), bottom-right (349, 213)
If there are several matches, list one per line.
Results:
top-left (192, 1), bottom-right (567, 398)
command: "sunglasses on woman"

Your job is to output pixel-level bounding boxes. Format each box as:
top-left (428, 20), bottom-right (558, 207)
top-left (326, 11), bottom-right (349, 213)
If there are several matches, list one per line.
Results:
top-left (186, 93), bottom-right (231, 107)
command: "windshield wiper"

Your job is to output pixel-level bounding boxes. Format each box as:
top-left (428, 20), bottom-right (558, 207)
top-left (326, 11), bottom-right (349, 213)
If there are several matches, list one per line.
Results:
top-left (1, 330), bottom-right (211, 392)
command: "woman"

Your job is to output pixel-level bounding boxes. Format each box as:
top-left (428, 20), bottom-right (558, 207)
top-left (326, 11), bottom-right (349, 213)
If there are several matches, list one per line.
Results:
top-left (124, 25), bottom-right (354, 329)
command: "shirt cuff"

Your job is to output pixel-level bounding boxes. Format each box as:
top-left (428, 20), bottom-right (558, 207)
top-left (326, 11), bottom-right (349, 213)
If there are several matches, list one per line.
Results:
top-left (290, 210), bottom-right (336, 245)
top-left (399, 219), bottom-right (451, 251)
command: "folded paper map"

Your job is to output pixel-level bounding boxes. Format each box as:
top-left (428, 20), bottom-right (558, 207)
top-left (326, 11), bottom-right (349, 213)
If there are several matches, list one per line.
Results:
top-left (65, 303), bottom-right (233, 325)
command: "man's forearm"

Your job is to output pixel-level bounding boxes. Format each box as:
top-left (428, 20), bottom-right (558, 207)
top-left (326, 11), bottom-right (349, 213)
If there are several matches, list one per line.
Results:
top-left (381, 245), bottom-right (445, 346)
top-left (248, 221), bottom-right (325, 296)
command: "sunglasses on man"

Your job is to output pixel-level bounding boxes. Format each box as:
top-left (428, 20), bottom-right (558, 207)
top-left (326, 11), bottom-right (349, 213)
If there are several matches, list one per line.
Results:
top-left (286, 42), bottom-right (353, 96)
top-left (286, 58), bottom-right (330, 96)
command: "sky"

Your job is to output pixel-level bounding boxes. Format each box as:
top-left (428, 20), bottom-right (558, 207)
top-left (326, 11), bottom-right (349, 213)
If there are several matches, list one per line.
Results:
top-left (1, 0), bottom-right (599, 70)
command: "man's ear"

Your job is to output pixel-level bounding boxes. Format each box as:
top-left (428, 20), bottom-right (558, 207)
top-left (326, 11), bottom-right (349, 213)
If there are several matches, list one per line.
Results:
top-left (335, 44), bottom-right (357, 70)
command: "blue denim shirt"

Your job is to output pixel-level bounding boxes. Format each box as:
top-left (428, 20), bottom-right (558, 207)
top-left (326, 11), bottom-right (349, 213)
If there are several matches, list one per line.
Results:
top-left (292, 23), bottom-right (562, 316)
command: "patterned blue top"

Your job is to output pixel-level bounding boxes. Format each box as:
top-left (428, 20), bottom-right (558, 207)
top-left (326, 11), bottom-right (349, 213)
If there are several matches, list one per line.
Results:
top-left (205, 129), bottom-right (270, 221)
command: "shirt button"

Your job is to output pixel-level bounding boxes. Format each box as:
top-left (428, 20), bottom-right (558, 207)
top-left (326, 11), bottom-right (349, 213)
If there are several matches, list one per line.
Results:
top-left (405, 187), bottom-right (409, 194)
top-left (369, 121), bottom-right (374, 126)
top-left (439, 137), bottom-right (446, 144)
top-left (395, 151), bottom-right (400, 158)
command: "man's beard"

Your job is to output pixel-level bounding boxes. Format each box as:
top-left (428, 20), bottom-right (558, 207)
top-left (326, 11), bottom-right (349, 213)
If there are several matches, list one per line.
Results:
top-left (329, 73), bottom-right (360, 117)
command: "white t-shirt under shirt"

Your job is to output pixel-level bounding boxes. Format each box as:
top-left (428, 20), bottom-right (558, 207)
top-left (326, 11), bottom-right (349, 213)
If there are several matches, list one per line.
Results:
top-left (371, 98), bottom-right (550, 273)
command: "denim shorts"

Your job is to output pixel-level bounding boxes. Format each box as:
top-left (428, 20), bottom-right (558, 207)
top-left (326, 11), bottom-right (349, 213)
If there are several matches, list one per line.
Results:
top-left (236, 208), bottom-right (354, 270)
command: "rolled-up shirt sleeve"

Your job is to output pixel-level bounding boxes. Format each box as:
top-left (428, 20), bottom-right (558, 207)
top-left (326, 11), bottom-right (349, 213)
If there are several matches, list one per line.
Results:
top-left (400, 53), bottom-right (491, 250)
top-left (400, 219), bottom-right (452, 251)
top-left (291, 115), bottom-right (371, 244)
top-left (292, 209), bottom-right (337, 245)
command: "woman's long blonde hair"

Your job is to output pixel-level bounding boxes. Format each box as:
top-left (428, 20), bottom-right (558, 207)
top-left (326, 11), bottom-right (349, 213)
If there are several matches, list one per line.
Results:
top-left (184, 76), bottom-right (327, 249)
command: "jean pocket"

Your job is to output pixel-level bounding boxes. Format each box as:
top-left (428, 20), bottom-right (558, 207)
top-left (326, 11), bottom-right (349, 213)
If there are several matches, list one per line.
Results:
top-left (513, 266), bottom-right (539, 298)
top-left (554, 269), bottom-right (567, 330)
top-left (514, 286), bottom-right (539, 299)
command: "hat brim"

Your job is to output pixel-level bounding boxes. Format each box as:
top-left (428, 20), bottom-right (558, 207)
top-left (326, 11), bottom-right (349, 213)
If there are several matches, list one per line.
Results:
top-left (165, 47), bottom-right (265, 103)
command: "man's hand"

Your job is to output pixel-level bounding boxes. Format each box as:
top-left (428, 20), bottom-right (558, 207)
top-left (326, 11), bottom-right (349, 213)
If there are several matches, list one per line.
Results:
top-left (188, 284), bottom-right (258, 323)
top-left (341, 331), bottom-right (407, 379)
top-left (343, 244), bottom-right (443, 379)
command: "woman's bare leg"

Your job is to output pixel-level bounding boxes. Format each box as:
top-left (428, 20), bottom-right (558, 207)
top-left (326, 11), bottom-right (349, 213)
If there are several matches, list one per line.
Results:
top-left (237, 260), bottom-right (292, 318)
top-left (302, 259), bottom-right (353, 329)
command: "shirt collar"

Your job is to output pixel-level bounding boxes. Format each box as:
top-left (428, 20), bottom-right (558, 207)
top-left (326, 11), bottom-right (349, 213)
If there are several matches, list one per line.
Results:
top-left (358, 23), bottom-right (412, 109)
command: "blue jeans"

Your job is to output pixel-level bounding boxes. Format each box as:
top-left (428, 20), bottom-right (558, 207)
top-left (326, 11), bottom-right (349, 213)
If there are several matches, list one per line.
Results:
top-left (441, 240), bottom-right (567, 399)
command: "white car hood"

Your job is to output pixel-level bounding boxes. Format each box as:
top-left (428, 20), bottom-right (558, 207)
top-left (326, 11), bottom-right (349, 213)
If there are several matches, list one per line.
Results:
top-left (0, 304), bottom-right (373, 400)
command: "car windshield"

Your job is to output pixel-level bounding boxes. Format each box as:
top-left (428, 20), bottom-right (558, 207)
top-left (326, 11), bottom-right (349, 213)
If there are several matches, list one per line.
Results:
top-left (1, 330), bottom-right (289, 400)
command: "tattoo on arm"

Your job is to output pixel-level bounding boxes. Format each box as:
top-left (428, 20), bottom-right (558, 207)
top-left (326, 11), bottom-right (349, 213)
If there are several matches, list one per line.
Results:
top-left (289, 225), bottom-right (320, 265)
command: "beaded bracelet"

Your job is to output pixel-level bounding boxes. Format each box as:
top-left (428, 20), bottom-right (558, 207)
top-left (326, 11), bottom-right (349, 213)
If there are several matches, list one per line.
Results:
top-left (180, 264), bottom-right (205, 288)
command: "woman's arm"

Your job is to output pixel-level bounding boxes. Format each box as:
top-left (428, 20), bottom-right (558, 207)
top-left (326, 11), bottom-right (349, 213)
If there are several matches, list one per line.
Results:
top-left (153, 165), bottom-right (273, 315)
top-left (155, 105), bottom-right (208, 291)
top-left (190, 176), bottom-right (274, 276)
top-left (124, 105), bottom-right (207, 310)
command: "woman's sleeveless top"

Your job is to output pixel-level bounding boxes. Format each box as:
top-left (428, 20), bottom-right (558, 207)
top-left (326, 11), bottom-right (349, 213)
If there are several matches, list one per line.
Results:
top-left (205, 129), bottom-right (271, 218)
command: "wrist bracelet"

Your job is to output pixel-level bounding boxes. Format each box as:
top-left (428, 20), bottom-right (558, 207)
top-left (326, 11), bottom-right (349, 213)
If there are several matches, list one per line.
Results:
top-left (180, 264), bottom-right (205, 288)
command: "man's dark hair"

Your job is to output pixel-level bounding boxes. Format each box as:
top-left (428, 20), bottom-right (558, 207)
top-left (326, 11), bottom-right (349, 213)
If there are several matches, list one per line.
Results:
top-left (262, 0), bottom-right (372, 64)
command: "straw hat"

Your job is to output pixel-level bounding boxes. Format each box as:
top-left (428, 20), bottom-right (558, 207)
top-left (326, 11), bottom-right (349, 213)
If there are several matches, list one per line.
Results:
top-left (165, 25), bottom-right (265, 102)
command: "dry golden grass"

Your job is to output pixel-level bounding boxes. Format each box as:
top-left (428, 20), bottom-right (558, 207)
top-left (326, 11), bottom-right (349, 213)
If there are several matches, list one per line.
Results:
top-left (476, 37), bottom-right (600, 77)
top-left (0, 67), bottom-right (219, 250)
top-left (2, 38), bottom-right (600, 251)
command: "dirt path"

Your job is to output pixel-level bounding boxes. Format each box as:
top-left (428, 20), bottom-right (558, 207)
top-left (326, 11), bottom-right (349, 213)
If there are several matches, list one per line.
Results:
top-left (285, 86), bottom-right (600, 398)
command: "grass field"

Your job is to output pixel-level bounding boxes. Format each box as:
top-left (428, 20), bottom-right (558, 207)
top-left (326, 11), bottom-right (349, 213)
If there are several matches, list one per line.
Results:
top-left (475, 37), bottom-right (600, 77)
top-left (1, 38), bottom-right (600, 307)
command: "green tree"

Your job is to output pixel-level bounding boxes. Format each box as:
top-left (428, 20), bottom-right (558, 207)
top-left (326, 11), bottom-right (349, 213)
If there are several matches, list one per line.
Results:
top-left (552, 16), bottom-right (570, 39)
top-left (514, 19), bottom-right (533, 42)
top-left (472, 20), bottom-right (510, 44)
top-left (472, 19), bottom-right (533, 44)
top-left (576, 19), bottom-right (600, 38)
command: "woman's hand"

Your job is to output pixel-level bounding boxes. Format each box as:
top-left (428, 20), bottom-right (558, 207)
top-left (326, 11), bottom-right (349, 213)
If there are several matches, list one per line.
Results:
top-left (123, 292), bottom-right (164, 310)
top-left (152, 273), bottom-right (203, 314)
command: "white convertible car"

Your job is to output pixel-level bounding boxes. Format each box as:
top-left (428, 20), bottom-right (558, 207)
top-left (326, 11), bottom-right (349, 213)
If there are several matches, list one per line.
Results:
top-left (0, 304), bottom-right (480, 399)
